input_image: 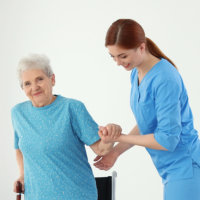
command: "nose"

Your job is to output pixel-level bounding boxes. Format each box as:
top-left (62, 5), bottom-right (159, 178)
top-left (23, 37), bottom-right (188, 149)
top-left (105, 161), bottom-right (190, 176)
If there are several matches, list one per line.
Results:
top-left (32, 82), bottom-right (40, 91)
top-left (114, 57), bottom-right (122, 66)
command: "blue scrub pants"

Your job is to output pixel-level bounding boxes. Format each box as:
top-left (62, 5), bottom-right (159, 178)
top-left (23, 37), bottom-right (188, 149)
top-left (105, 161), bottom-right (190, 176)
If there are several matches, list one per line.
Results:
top-left (164, 163), bottom-right (200, 200)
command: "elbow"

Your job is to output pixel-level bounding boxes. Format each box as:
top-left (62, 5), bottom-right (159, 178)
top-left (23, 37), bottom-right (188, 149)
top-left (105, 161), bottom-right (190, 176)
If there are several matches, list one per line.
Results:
top-left (165, 144), bottom-right (179, 152)
top-left (154, 133), bottom-right (180, 152)
top-left (165, 136), bottom-right (180, 152)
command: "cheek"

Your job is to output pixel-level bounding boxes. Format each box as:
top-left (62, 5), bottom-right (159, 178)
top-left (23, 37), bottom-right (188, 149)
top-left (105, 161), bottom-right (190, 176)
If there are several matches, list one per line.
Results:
top-left (24, 89), bottom-right (31, 97)
top-left (132, 54), bottom-right (141, 63)
top-left (44, 83), bottom-right (53, 92)
top-left (128, 56), bottom-right (135, 64)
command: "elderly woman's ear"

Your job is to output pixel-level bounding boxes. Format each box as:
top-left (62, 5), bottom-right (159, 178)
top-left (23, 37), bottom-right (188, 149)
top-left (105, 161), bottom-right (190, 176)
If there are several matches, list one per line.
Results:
top-left (51, 74), bottom-right (56, 86)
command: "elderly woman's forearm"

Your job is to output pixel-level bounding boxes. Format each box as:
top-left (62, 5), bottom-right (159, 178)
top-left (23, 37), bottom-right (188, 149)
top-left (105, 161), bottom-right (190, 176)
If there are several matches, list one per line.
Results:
top-left (98, 141), bottom-right (114, 155)
top-left (16, 150), bottom-right (24, 177)
top-left (90, 140), bottom-right (114, 156)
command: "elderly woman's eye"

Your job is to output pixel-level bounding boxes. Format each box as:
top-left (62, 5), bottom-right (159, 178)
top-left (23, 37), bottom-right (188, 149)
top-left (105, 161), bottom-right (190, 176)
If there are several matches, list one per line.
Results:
top-left (24, 82), bottom-right (30, 86)
top-left (38, 77), bottom-right (44, 81)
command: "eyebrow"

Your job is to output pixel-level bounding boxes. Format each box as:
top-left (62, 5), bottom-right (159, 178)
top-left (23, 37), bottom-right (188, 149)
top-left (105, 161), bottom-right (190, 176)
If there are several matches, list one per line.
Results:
top-left (109, 52), bottom-right (126, 57)
top-left (23, 75), bottom-right (44, 83)
top-left (35, 76), bottom-right (44, 79)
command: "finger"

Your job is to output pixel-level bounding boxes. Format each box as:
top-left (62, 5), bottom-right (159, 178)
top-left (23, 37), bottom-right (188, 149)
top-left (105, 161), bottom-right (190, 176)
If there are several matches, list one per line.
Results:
top-left (94, 162), bottom-right (100, 167)
top-left (94, 155), bottom-right (102, 161)
top-left (99, 127), bottom-right (108, 137)
top-left (93, 159), bottom-right (102, 166)
top-left (115, 125), bottom-right (121, 137)
top-left (107, 124), bottom-right (113, 135)
top-left (100, 165), bottom-right (111, 171)
top-left (112, 125), bottom-right (117, 138)
top-left (119, 125), bottom-right (122, 132)
top-left (98, 130), bottom-right (105, 139)
top-left (94, 162), bottom-right (104, 168)
top-left (99, 129), bottom-right (108, 137)
top-left (93, 162), bottom-right (101, 167)
top-left (98, 126), bottom-right (103, 132)
top-left (102, 127), bottom-right (108, 136)
top-left (97, 164), bottom-right (108, 170)
top-left (94, 162), bottom-right (111, 170)
top-left (98, 126), bottom-right (106, 132)
top-left (114, 129), bottom-right (121, 139)
top-left (111, 125), bottom-right (121, 139)
top-left (95, 166), bottom-right (105, 170)
top-left (117, 125), bottom-right (122, 136)
top-left (102, 165), bottom-right (110, 171)
top-left (108, 125), bottom-right (116, 139)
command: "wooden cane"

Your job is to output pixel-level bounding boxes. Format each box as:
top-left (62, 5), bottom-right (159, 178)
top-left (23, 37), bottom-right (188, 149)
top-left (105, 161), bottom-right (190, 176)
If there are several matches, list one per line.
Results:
top-left (16, 181), bottom-right (22, 200)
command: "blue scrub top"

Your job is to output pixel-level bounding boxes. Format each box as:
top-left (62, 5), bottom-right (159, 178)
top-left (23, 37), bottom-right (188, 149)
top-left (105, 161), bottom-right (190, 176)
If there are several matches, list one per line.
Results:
top-left (130, 58), bottom-right (200, 184)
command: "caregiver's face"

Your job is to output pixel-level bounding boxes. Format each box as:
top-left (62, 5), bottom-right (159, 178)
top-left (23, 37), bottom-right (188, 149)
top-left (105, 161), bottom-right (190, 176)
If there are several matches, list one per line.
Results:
top-left (107, 44), bottom-right (144, 71)
top-left (21, 68), bottom-right (55, 107)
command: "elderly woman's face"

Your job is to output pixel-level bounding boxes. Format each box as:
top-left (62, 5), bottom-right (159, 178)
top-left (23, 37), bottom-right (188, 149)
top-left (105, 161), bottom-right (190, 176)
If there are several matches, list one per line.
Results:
top-left (21, 69), bottom-right (55, 107)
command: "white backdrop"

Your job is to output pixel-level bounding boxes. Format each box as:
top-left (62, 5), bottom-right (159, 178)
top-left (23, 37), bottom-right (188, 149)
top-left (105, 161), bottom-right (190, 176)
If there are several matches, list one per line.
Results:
top-left (1, 0), bottom-right (200, 199)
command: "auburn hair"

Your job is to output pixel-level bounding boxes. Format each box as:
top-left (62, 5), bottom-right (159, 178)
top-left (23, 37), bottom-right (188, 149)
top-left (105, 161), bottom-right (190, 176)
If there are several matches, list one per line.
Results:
top-left (105, 19), bottom-right (176, 68)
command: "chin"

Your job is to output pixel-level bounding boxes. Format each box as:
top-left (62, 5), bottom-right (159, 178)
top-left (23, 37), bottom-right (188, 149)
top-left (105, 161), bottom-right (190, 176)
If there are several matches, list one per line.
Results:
top-left (125, 66), bottom-right (135, 71)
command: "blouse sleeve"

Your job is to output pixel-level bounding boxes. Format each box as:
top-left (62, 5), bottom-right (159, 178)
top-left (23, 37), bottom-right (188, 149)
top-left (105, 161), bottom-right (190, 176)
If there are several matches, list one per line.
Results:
top-left (11, 109), bottom-right (20, 149)
top-left (154, 78), bottom-right (182, 152)
top-left (70, 101), bottom-right (100, 146)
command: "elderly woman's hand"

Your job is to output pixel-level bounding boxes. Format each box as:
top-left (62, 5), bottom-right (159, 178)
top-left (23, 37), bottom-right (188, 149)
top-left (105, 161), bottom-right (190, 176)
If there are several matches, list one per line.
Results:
top-left (98, 123), bottom-right (122, 143)
top-left (13, 176), bottom-right (24, 194)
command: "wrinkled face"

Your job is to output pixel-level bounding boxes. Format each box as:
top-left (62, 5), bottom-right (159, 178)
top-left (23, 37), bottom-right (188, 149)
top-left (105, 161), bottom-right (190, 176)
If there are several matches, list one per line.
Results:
top-left (21, 69), bottom-right (55, 107)
top-left (107, 44), bottom-right (145, 71)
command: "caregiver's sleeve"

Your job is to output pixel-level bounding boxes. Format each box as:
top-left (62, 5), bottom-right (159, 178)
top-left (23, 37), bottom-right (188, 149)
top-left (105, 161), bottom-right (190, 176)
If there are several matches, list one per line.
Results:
top-left (154, 77), bottom-right (182, 152)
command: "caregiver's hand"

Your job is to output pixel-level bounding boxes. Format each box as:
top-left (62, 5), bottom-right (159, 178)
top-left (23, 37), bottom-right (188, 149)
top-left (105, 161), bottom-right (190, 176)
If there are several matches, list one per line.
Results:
top-left (98, 123), bottom-right (122, 143)
top-left (94, 150), bottom-right (119, 170)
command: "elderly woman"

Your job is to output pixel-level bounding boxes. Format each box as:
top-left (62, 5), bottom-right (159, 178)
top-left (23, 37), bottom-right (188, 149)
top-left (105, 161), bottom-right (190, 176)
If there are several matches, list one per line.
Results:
top-left (11, 54), bottom-right (121, 200)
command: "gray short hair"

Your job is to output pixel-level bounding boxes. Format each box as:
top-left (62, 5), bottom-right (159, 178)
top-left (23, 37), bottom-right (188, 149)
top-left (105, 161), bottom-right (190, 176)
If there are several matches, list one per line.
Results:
top-left (17, 54), bottom-right (54, 87)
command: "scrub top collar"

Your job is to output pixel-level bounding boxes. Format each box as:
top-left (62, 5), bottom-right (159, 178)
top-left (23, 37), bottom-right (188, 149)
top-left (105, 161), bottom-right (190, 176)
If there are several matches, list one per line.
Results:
top-left (136, 58), bottom-right (163, 87)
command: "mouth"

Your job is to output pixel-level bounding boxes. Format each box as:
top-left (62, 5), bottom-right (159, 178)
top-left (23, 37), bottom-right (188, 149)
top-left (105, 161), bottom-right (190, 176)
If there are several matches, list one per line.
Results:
top-left (33, 91), bottom-right (42, 96)
top-left (123, 63), bottom-right (130, 69)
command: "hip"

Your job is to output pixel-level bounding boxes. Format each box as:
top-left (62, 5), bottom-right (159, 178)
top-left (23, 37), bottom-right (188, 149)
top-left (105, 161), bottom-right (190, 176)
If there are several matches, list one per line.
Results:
top-left (164, 163), bottom-right (200, 200)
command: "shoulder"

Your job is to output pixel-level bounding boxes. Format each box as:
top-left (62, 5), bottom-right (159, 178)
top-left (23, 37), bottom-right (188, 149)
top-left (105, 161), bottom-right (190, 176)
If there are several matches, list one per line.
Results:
top-left (11, 101), bottom-right (31, 122)
top-left (63, 97), bottom-right (89, 121)
top-left (58, 95), bottom-right (85, 110)
top-left (157, 59), bottom-right (180, 78)
top-left (153, 59), bottom-right (183, 87)
top-left (11, 101), bottom-right (30, 115)
top-left (62, 96), bottom-right (84, 106)
top-left (149, 59), bottom-right (185, 97)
